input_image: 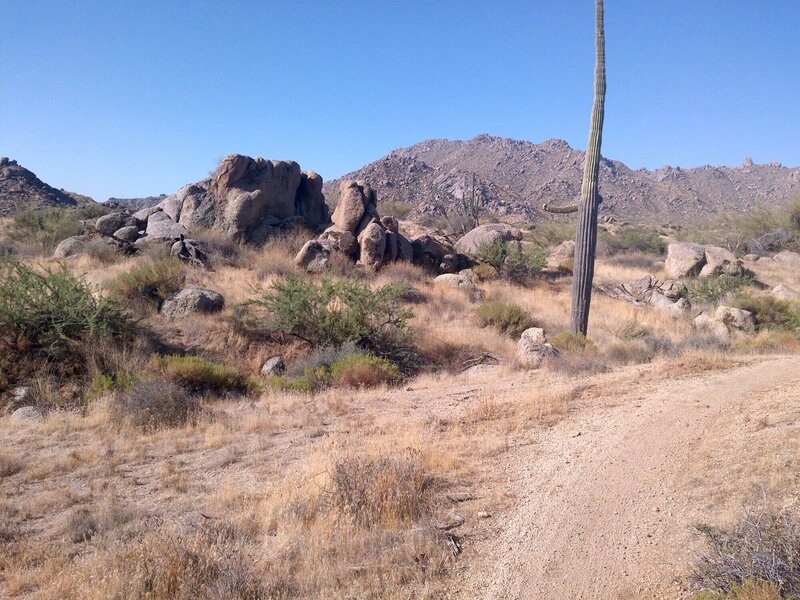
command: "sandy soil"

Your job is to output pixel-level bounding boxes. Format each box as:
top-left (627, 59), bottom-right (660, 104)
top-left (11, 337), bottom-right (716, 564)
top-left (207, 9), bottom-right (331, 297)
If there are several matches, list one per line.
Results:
top-left (459, 356), bottom-right (800, 599)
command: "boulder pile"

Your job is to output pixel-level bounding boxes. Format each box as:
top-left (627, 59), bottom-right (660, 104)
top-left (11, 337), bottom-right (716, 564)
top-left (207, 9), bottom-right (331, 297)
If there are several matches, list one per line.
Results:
top-left (295, 180), bottom-right (470, 273)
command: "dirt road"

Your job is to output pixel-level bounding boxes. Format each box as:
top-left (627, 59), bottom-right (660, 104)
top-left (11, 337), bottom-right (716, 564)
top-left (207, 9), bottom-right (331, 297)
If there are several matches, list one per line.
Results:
top-left (462, 356), bottom-right (800, 599)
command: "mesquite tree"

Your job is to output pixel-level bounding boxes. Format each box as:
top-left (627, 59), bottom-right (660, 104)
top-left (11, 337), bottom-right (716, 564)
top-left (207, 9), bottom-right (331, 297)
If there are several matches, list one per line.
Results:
top-left (570, 0), bottom-right (606, 335)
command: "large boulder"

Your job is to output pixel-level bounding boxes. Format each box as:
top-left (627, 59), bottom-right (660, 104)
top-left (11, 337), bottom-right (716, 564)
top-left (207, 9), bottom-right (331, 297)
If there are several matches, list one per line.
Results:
top-left (694, 313), bottom-right (730, 338)
top-left (295, 239), bottom-right (332, 273)
top-left (546, 240), bottom-right (576, 271)
top-left (113, 225), bottom-right (141, 242)
top-left (700, 246), bottom-right (742, 277)
top-left (53, 235), bottom-right (87, 259)
top-left (96, 212), bottom-right (138, 236)
top-left (160, 288), bottom-right (225, 318)
top-left (455, 223), bottom-right (523, 256)
top-left (515, 328), bottom-right (558, 369)
top-left (665, 242), bottom-right (706, 278)
top-left (146, 211), bottom-right (188, 241)
top-left (357, 221), bottom-right (387, 270)
top-left (774, 251), bottom-right (800, 268)
top-left (331, 181), bottom-right (367, 232)
top-left (714, 306), bottom-right (756, 333)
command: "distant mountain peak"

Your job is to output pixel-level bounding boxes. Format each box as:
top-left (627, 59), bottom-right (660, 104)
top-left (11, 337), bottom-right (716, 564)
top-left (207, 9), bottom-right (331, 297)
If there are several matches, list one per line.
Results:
top-left (326, 135), bottom-right (800, 224)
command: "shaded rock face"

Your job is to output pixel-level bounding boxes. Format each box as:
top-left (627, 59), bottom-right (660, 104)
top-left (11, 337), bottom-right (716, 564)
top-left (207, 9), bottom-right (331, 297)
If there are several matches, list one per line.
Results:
top-left (454, 223), bottom-right (523, 256)
top-left (160, 155), bottom-right (329, 244)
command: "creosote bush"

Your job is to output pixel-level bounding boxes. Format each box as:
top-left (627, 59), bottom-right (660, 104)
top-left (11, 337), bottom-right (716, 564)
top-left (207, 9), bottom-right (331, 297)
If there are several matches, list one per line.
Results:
top-left (268, 344), bottom-right (400, 391)
top-left (0, 257), bottom-right (134, 390)
top-left (732, 294), bottom-right (800, 332)
top-left (602, 226), bottom-right (666, 255)
top-left (475, 299), bottom-right (536, 338)
top-left (247, 276), bottom-right (416, 368)
top-left (685, 273), bottom-right (755, 304)
top-left (107, 258), bottom-right (185, 311)
top-left (476, 240), bottom-right (546, 285)
top-left (549, 330), bottom-right (597, 354)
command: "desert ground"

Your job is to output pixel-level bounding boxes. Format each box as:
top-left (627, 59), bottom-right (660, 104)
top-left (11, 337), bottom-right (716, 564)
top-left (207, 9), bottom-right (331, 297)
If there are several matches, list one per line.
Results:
top-left (2, 209), bottom-right (800, 599)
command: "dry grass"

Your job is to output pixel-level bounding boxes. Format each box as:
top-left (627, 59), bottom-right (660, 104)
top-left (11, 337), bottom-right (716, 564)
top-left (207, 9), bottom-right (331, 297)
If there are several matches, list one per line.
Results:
top-left (3, 220), bottom-right (800, 598)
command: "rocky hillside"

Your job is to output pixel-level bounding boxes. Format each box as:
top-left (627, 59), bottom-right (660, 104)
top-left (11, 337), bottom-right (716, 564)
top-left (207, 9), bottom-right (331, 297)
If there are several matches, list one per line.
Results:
top-left (0, 158), bottom-right (95, 216)
top-left (326, 135), bottom-right (800, 224)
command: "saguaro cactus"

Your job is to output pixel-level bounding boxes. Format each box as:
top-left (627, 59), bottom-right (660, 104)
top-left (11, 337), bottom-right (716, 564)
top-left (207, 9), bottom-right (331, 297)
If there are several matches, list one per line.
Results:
top-left (570, 0), bottom-right (606, 335)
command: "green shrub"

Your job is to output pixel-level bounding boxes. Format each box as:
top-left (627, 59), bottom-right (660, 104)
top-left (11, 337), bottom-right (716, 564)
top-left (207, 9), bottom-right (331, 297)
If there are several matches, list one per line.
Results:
top-left (731, 294), bottom-right (800, 332)
top-left (264, 375), bottom-right (315, 394)
top-left (107, 258), bottom-right (185, 311)
top-left (475, 300), bottom-right (536, 338)
top-left (603, 226), bottom-right (666, 255)
top-left (685, 273), bottom-right (755, 304)
top-left (0, 257), bottom-right (134, 387)
top-left (247, 276), bottom-right (415, 367)
top-left (524, 222), bottom-right (576, 252)
top-left (549, 331), bottom-right (597, 353)
top-left (329, 354), bottom-right (401, 388)
top-left (150, 354), bottom-right (255, 395)
top-left (9, 206), bottom-right (112, 252)
top-left (476, 240), bottom-right (508, 271)
top-left (476, 241), bottom-right (546, 285)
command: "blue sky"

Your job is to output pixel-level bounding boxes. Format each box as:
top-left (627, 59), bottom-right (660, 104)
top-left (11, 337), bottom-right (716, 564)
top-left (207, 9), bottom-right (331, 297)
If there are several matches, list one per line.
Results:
top-left (2, 1), bottom-right (798, 201)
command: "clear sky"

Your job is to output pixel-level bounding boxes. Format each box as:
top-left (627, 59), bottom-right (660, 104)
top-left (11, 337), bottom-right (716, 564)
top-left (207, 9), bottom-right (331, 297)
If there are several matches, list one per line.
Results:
top-left (2, 1), bottom-right (798, 201)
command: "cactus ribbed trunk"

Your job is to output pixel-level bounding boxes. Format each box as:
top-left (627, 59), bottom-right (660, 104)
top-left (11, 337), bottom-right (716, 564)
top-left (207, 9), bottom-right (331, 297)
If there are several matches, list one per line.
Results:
top-left (570, 0), bottom-right (606, 335)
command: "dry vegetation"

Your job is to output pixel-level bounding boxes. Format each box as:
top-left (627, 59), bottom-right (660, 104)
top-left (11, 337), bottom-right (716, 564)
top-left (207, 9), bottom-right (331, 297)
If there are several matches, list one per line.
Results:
top-left (2, 214), bottom-right (800, 598)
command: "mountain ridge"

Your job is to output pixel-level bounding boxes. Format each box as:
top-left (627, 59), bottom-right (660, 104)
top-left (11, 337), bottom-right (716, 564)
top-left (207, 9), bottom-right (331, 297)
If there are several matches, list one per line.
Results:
top-left (325, 134), bottom-right (800, 224)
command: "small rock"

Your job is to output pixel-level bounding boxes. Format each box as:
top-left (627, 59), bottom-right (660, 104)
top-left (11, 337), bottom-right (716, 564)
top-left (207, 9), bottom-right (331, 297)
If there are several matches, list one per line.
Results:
top-left (261, 356), bottom-right (285, 377)
top-left (743, 254), bottom-right (760, 262)
top-left (160, 288), bottom-right (225, 318)
top-left (546, 240), bottom-right (576, 271)
top-left (774, 251), bottom-right (800, 268)
top-left (700, 246), bottom-right (742, 277)
top-left (477, 511), bottom-right (492, 519)
top-left (10, 406), bottom-right (44, 423)
top-left (515, 327), bottom-right (558, 369)
top-left (772, 284), bottom-right (799, 300)
top-left (294, 240), bottom-right (331, 272)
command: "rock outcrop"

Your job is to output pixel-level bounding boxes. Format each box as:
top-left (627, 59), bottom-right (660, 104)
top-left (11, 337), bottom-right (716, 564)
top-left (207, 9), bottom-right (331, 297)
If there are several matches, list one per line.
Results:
top-left (296, 180), bottom-right (470, 273)
top-left (159, 155), bottom-right (329, 244)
